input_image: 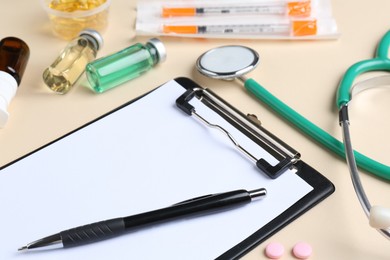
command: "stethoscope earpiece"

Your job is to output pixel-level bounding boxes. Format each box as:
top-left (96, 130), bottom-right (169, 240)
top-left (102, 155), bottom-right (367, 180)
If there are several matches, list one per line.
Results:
top-left (369, 206), bottom-right (390, 229)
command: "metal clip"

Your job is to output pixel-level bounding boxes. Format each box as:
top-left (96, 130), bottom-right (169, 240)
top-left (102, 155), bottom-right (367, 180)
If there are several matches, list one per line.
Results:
top-left (176, 87), bottom-right (300, 179)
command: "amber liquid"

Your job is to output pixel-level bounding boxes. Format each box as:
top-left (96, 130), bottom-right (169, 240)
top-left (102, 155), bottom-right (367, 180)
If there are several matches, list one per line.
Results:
top-left (48, 0), bottom-right (108, 40)
top-left (43, 37), bottom-right (97, 94)
top-left (0, 37), bottom-right (30, 85)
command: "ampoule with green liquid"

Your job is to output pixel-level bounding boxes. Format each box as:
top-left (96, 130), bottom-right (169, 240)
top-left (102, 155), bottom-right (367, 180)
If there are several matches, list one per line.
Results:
top-left (43, 29), bottom-right (103, 94)
top-left (85, 38), bottom-right (166, 93)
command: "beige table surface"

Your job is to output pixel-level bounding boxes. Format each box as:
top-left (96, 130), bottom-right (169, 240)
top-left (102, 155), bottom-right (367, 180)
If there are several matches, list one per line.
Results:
top-left (1, 0), bottom-right (390, 259)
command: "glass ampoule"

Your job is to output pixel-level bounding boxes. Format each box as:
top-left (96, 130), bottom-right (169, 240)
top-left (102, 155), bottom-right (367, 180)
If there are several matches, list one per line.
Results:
top-left (0, 37), bottom-right (30, 128)
top-left (85, 38), bottom-right (166, 93)
top-left (43, 29), bottom-right (103, 94)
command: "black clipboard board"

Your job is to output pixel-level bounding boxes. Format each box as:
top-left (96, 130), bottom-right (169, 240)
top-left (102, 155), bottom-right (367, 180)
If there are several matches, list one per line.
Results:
top-left (218, 159), bottom-right (334, 259)
top-left (0, 77), bottom-right (334, 260)
top-left (174, 77), bottom-right (335, 259)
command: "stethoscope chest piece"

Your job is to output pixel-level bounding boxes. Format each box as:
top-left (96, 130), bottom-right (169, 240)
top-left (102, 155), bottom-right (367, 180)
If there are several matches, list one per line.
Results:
top-left (196, 45), bottom-right (260, 80)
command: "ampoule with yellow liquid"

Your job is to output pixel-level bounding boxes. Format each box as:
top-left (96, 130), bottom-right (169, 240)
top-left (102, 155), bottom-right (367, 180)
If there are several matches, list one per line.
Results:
top-left (43, 29), bottom-right (103, 94)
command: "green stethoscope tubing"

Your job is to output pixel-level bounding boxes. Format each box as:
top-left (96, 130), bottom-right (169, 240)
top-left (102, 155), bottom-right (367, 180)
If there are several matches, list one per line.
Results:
top-left (244, 30), bottom-right (390, 181)
top-left (337, 30), bottom-right (390, 107)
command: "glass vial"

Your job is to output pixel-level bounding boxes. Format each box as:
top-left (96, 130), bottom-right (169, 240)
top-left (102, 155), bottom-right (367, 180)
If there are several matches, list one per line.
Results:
top-left (43, 29), bottom-right (103, 94)
top-left (0, 37), bottom-right (30, 128)
top-left (86, 38), bottom-right (166, 93)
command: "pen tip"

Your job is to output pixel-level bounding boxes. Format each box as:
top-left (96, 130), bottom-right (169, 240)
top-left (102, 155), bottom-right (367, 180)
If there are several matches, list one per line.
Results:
top-left (18, 246), bottom-right (28, 251)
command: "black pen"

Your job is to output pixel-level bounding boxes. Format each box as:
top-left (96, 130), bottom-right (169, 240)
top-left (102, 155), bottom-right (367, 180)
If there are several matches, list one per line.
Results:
top-left (18, 187), bottom-right (266, 251)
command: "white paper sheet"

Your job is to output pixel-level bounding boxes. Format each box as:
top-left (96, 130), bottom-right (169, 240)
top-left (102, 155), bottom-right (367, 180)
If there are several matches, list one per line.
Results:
top-left (0, 80), bottom-right (313, 260)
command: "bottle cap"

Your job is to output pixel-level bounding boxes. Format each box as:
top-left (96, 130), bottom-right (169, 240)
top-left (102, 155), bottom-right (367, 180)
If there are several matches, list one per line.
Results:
top-left (79, 29), bottom-right (104, 51)
top-left (147, 38), bottom-right (167, 63)
top-left (0, 71), bottom-right (18, 128)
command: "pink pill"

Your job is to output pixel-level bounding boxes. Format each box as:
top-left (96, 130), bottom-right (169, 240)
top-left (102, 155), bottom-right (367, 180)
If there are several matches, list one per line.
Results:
top-left (265, 242), bottom-right (284, 259)
top-left (292, 242), bottom-right (312, 259)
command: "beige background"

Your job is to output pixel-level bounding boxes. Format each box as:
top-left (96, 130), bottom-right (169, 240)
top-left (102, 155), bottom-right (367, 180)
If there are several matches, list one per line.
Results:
top-left (1, 0), bottom-right (390, 259)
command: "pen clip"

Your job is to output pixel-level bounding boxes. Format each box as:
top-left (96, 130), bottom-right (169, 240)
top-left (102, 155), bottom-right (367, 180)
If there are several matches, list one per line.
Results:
top-left (172, 194), bottom-right (216, 206)
top-left (176, 87), bottom-right (300, 179)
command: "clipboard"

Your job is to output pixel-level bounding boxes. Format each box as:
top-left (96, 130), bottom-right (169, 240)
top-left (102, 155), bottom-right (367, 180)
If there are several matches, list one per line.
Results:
top-left (174, 77), bottom-right (335, 259)
top-left (0, 77), bottom-right (334, 260)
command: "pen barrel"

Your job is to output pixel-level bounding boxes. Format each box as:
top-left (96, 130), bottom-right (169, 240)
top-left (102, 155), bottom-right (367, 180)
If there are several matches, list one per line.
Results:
top-left (60, 218), bottom-right (125, 247)
top-left (123, 190), bottom-right (254, 229)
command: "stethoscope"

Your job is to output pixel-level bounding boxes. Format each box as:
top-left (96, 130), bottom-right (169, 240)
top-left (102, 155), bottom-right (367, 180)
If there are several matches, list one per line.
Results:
top-left (338, 31), bottom-right (390, 239)
top-left (196, 30), bottom-right (390, 239)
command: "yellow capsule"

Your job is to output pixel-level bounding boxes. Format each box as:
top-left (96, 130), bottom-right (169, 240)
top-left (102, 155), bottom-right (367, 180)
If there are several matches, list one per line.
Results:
top-left (49, 0), bottom-right (106, 12)
top-left (47, 0), bottom-right (109, 40)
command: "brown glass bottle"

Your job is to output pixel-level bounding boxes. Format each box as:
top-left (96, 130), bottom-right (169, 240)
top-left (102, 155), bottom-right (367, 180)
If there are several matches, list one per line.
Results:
top-left (0, 37), bottom-right (30, 127)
